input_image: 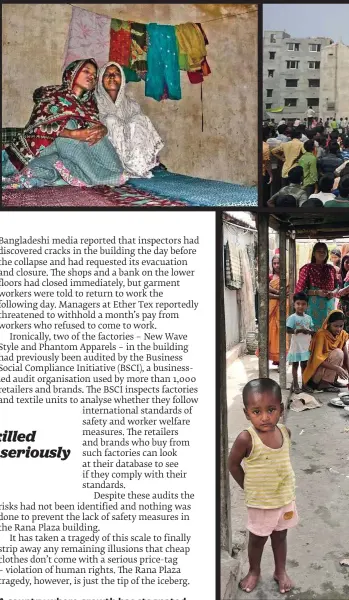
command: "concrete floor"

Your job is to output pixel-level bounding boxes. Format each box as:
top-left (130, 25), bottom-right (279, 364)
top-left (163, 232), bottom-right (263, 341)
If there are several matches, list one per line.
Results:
top-left (227, 354), bottom-right (349, 600)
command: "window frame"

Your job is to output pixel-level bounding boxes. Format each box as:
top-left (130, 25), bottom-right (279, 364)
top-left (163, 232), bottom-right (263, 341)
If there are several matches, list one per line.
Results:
top-left (308, 61), bottom-right (320, 69)
top-left (286, 60), bottom-right (299, 69)
top-left (284, 98), bottom-right (298, 107)
top-left (266, 89), bottom-right (273, 98)
top-left (285, 79), bottom-right (299, 88)
top-left (287, 43), bottom-right (300, 51)
top-left (308, 79), bottom-right (320, 88)
top-left (265, 103), bottom-right (272, 110)
top-left (268, 69), bottom-right (274, 78)
top-left (269, 51), bottom-right (276, 60)
top-left (309, 43), bottom-right (321, 52)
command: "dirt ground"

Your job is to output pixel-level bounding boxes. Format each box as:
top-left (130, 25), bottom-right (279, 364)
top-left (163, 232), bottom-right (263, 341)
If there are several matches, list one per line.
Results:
top-left (227, 356), bottom-right (349, 600)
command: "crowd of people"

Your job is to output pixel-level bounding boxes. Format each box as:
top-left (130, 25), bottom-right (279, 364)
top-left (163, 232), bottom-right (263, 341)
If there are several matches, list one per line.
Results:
top-left (2, 58), bottom-right (164, 189)
top-left (263, 117), bottom-right (349, 208)
top-left (265, 243), bottom-right (349, 392)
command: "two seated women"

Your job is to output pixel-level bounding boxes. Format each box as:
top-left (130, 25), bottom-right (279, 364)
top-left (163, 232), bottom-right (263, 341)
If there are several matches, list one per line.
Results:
top-left (3, 59), bottom-right (163, 189)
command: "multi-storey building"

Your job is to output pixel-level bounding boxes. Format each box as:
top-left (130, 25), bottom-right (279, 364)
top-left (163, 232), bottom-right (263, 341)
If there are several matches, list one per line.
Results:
top-left (319, 42), bottom-right (349, 120)
top-left (263, 30), bottom-right (333, 122)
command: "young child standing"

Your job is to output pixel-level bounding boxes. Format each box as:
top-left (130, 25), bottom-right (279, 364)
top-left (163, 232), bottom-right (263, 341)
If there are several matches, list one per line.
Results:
top-left (286, 292), bottom-right (315, 393)
top-left (228, 378), bottom-right (297, 594)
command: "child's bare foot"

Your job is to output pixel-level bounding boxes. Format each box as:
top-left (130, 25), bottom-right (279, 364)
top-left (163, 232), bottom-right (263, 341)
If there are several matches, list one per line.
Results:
top-left (240, 570), bottom-right (260, 593)
top-left (274, 571), bottom-right (293, 594)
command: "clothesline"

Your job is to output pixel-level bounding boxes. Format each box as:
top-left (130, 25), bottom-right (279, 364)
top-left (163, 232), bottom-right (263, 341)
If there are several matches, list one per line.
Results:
top-left (66, 4), bottom-right (258, 25)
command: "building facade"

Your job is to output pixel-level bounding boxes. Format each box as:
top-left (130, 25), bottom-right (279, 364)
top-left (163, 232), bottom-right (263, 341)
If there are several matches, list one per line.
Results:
top-left (319, 42), bottom-right (349, 120)
top-left (263, 30), bottom-right (333, 122)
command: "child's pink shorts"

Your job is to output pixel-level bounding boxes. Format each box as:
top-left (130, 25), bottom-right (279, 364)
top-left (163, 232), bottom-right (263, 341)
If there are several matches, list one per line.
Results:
top-left (247, 500), bottom-right (299, 537)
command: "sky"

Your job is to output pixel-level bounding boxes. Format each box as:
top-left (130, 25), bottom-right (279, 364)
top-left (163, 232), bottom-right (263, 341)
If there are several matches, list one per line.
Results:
top-left (263, 4), bottom-right (349, 45)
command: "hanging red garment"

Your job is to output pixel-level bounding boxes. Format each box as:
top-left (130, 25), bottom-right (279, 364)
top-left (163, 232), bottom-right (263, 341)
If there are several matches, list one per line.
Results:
top-left (109, 19), bottom-right (132, 67)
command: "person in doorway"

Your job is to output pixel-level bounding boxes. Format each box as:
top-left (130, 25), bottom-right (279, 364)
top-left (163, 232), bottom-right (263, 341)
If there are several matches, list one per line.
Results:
top-left (302, 310), bottom-right (349, 392)
top-left (268, 255), bottom-right (289, 366)
top-left (286, 292), bottom-right (315, 393)
top-left (228, 378), bottom-right (297, 595)
top-left (329, 248), bottom-right (342, 275)
top-left (295, 242), bottom-right (338, 331)
top-left (95, 62), bottom-right (164, 178)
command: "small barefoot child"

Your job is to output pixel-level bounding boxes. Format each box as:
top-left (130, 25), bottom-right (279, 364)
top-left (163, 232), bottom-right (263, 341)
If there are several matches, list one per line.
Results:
top-left (228, 378), bottom-right (297, 594)
top-left (286, 292), bottom-right (315, 393)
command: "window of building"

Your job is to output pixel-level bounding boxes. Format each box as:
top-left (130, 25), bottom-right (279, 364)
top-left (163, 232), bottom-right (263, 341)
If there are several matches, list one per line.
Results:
top-left (266, 89), bottom-right (273, 97)
top-left (270, 34), bottom-right (276, 43)
top-left (286, 60), bottom-right (299, 69)
top-left (268, 69), bottom-right (274, 77)
top-left (307, 98), bottom-right (319, 107)
top-left (308, 79), bottom-right (320, 87)
top-left (285, 79), bottom-right (298, 87)
top-left (287, 43), bottom-right (300, 51)
top-left (308, 61), bottom-right (320, 69)
top-left (269, 52), bottom-right (276, 60)
top-left (284, 98), bottom-right (298, 107)
top-left (327, 101), bottom-right (335, 111)
top-left (309, 44), bottom-right (321, 52)
top-left (265, 103), bottom-right (272, 110)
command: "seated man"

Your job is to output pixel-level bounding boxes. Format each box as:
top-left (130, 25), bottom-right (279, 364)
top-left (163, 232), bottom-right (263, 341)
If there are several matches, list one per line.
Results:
top-left (325, 176), bottom-right (349, 207)
top-left (307, 174), bottom-right (335, 205)
top-left (267, 166), bottom-right (308, 208)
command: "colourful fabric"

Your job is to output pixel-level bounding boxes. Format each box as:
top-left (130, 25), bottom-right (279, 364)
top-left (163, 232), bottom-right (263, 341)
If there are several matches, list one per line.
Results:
top-left (64, 6), bottom-right (110, 68)
top-left (6, 59), bottom-right (100, 170)
top-left (312, 348), bottom-right (345, 385)
top-left (130, 22), bottom-right (147, 73)
top-left (243, 424), bottom-right (296, 509)
top-left (145, 24), bottom-right (181, 101)
top-left (295, 263), bottom-right (338, 293)
top-left (303, 310), bottom-right (349, 384)
top-left (295, 263), bottom-right (338, 330)
top-left (247, 501), bottom-right (299, 537)
top-left (109, 19), bottom-right (132, 67)
top-left (267, 277), bottom-right (289, 362)
top-left (129, 170), bottom-right (258, 207)
top-left (95, 63), bottom-right (163, 178)
top-left (3, 134), bottom-right (126, 189)
top-left (286, 313), bottom-right (314, 363)
top-left (175, 23), bottom-right (206, 71)
top-left (1, 184), bottom-right (188, 208)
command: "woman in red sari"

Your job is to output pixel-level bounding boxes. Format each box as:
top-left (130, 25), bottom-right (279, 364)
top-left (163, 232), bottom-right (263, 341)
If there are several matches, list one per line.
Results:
top-left (295, 242), bottom-right (338, 331)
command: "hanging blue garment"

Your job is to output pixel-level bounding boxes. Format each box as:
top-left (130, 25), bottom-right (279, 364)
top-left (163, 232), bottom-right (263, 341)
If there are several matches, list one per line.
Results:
top-left (145, 23), bottom-right (181, 101)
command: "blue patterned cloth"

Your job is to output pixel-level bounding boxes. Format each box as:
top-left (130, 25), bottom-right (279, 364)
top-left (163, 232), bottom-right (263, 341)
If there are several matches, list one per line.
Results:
top-left (129, 170), bottom-right (257, 206)
top-left (145, 24), bottom-right (181, 101)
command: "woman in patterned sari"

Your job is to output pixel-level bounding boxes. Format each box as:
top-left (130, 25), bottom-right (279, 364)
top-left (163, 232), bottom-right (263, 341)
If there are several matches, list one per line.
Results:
top-left (2, 59), bottom-right (126, 188)
top-left (268, 255), bottom-right (289, 365)
top-left (295, 242), bottom-right (338, 332)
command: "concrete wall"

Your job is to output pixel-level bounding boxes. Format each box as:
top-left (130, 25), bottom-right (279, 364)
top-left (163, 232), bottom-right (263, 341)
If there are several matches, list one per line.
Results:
top-left (263, 31), bottom-right (332, 121)
top-left (319, 43), bottom-right (349, 119)
top-left (223, 220), bottom-right (256, 351)
top-left (2, 3), bottom-right (258, 185)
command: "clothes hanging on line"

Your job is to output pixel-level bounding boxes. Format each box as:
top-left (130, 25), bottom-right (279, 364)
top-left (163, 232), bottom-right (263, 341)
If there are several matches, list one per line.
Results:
top-left (145, 23), bottom-right (181, 102)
